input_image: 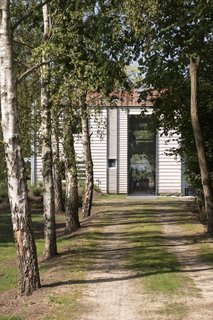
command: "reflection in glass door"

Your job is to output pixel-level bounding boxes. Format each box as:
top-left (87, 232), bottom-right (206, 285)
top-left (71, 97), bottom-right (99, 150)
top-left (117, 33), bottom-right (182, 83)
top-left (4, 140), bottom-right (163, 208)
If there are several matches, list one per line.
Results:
top-left (128, 115), bottom-right (156, 195)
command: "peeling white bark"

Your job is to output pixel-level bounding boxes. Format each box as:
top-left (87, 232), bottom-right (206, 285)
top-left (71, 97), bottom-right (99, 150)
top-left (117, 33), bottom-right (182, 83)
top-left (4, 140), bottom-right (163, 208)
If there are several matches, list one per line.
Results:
top-left (63, 115), bottom-right (80, 233)
top-left (81, 106), bottom-right (94, 217)
top-left (41, 2), bottom-right (57, 259)
top-left (52, 122), bottom-right (63, 215)
top-left (0, 0), bottom-right (40, 295)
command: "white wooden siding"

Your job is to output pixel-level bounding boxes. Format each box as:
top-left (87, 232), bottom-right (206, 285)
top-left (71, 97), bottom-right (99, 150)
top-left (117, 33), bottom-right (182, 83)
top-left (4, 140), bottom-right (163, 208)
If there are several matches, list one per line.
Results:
top-left (107, 108), bottom-right (118, 193)
top-left (90, 109), bottom-right (108, 193)
top-left (34, 155), bottom-right (43, 182)
top-left (118, 107), bottom-right (128, 193)
top-left (108, 108), bottom-right (118, 159)
top-left (108, 168), bottom-right (117, 193)
top-left (33, 106), bottom-right (182, 196)
top-left (74, 135), bottom-right (84, 166)
top-left (128, 107), bottom-right (141, 115)
top-left (128, 107), bottom-right (153, 116)
top-left (157, 130), bottom-right (182, 194)
top-left (72, 109), bottom-right (108, 193)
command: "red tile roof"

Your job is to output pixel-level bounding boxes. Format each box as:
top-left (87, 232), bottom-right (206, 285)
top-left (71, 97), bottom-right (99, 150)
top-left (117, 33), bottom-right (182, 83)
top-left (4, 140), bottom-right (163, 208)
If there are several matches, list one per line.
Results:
top-left (87, 89), bottom-right (157, 108)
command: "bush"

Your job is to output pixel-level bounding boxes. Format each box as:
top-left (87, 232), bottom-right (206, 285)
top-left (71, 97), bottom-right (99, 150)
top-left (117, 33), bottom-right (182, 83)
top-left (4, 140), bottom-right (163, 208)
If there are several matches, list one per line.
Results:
top-left (28, 183), bottom-right (43, 197)
top-left (32, 185), bottom-right (43, 197)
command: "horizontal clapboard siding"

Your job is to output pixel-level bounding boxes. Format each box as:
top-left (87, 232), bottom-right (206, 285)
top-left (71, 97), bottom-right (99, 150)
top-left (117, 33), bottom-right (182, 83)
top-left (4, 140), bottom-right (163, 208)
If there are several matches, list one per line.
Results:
top-left (35, 155), bottom-right (43, 182)
top-left (90, 109), bottom-right (108, 193)
top-left (128, 107), bottom-right (153, 116)
top-left (33, 106), bottom-right (183, 196)
top-left (73, 109), bottom-right (108, 192)
top-left (108, 168), bottom-right (117, 193)
top-left (157, 130), bottom-right (181, 194)
top-left (108, 108), bottom-right (118, 193)
top-left (118, 107), bottom-right (128, 193)
top-left (108, 108), bottom-right (117, 159)
top-left (128, 107), bottom-right (141, 115)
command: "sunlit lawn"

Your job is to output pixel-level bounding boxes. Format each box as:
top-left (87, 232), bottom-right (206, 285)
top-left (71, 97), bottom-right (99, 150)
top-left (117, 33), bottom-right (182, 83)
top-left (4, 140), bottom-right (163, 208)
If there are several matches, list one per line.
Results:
top-left (0, 209), bottom-right (66, 292)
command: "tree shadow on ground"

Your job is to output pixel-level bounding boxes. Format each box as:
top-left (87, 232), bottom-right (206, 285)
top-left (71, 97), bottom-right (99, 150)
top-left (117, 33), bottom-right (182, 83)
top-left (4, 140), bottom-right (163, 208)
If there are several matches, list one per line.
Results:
top-left (41, 199), bottom-right (212, 290)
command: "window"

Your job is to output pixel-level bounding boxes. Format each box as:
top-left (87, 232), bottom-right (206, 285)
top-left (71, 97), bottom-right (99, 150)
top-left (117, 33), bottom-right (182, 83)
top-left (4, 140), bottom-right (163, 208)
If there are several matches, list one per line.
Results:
top-left (108, 159), bottom-right (116, 168)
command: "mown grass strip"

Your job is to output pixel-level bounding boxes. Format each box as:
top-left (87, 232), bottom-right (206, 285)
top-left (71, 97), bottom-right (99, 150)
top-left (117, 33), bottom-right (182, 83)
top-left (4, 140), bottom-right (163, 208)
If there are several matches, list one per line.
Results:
top-left (122, 201), bottom-right (194, 295)
top-left (0, 317), bottom-right (22, 320)
top-left (169, 199), bottom-right (213, 267)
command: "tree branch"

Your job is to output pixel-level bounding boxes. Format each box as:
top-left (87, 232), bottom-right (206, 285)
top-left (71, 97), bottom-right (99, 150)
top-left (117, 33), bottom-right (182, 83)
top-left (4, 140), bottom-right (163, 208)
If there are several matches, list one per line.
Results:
top-left (13, 39), bottom-right (33, 50)
top-left (16, 61), bottom-right (50, 84)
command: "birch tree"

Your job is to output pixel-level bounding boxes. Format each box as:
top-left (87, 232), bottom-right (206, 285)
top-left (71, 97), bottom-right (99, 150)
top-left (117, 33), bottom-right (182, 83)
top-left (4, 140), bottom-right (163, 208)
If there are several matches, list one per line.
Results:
top-left (63, 107), bottom-right (80, 233)
top-left (81, 103), bottom-right (93, 217)
top-left (41, 2), bottom-right (57, 258)
top-left (0, 0), bottom-right (40, 295)
top-left (52, 111), bottom-right (63, 215)
top-left (51, 1), bottom-right (130, 217)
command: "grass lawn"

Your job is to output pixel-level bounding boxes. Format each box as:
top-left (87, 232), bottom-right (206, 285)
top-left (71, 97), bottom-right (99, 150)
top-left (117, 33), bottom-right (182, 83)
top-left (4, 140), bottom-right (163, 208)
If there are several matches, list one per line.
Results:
top-left (114, 200), bottom-right (194, 296)
top-left (0, 209), bottom-right (66, 292)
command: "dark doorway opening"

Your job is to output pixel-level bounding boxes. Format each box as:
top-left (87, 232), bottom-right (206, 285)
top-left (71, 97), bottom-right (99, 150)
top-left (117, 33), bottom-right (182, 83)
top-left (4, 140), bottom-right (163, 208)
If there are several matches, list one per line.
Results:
top-left (128, 115), bottom-right (156, 195)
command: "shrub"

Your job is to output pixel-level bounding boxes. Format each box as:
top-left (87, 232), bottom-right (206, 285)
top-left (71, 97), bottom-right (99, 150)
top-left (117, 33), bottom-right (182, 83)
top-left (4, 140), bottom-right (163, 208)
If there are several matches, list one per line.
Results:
top-left (32, 186), bottom-right (42, 197)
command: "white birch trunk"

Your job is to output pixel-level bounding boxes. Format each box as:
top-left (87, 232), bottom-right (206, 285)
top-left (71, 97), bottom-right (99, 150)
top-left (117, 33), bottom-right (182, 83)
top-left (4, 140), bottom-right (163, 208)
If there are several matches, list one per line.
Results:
top-left (63, 115), bottom-right (80, 233)
top-left (41, 2), bottom-right (57, 259)
top-left (81, 106), bottom-right (94, 217)
top-left (0, 0), bottom-right (40, 295)
top-left (52, 118), bottom-right (63, 214)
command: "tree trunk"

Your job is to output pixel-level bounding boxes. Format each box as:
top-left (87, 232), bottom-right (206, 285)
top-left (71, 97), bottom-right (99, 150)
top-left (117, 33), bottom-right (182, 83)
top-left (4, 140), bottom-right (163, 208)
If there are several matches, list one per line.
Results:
top-left (189, 56), bottom-right (213, 234)
top-left (52, 123), bottom-right (63, 214)
top-left (63, 117), bottom-right (80, 233)
top-left (0, 0), bottom-right (40, 295)
top-left (81, 106), bottom-right (94, 217)
top-left (41, 2), bottom-right (57, 259)
top-left (0, 122), bottom-right (7, 182)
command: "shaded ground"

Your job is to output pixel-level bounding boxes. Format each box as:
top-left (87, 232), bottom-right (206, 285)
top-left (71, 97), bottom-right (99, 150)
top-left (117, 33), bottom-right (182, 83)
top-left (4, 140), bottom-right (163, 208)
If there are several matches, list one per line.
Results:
top-left (0, 198), bottom-right (213, 319)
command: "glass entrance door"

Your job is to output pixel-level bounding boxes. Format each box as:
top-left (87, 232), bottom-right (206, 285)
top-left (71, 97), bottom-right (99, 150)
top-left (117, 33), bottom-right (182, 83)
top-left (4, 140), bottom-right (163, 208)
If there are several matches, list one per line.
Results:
top-left (128, 115), bottom-right (156, 195)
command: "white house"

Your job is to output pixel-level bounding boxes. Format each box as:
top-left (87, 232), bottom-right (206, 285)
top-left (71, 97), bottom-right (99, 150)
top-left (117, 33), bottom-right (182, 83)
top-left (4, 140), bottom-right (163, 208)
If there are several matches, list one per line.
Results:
top-left (32, 90), bottom-right (184, 195)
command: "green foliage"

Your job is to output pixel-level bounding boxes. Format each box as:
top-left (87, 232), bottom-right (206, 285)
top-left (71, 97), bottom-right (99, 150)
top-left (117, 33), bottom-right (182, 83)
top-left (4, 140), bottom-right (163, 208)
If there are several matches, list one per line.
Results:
top-left (12, 1), bottom-right (42, 158)
top-left (32, 185), bottom-right (42, 197)
top-left (37, 0), bottom-right (132, 119)
top-left (125, 0), bottom-right (213, 206)
top-left (28, 182), bottom-right (43, 197)
top-left (93, 183), bottom-right (102, 193)
top-left (0, 184), bottom-right (8, 201)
